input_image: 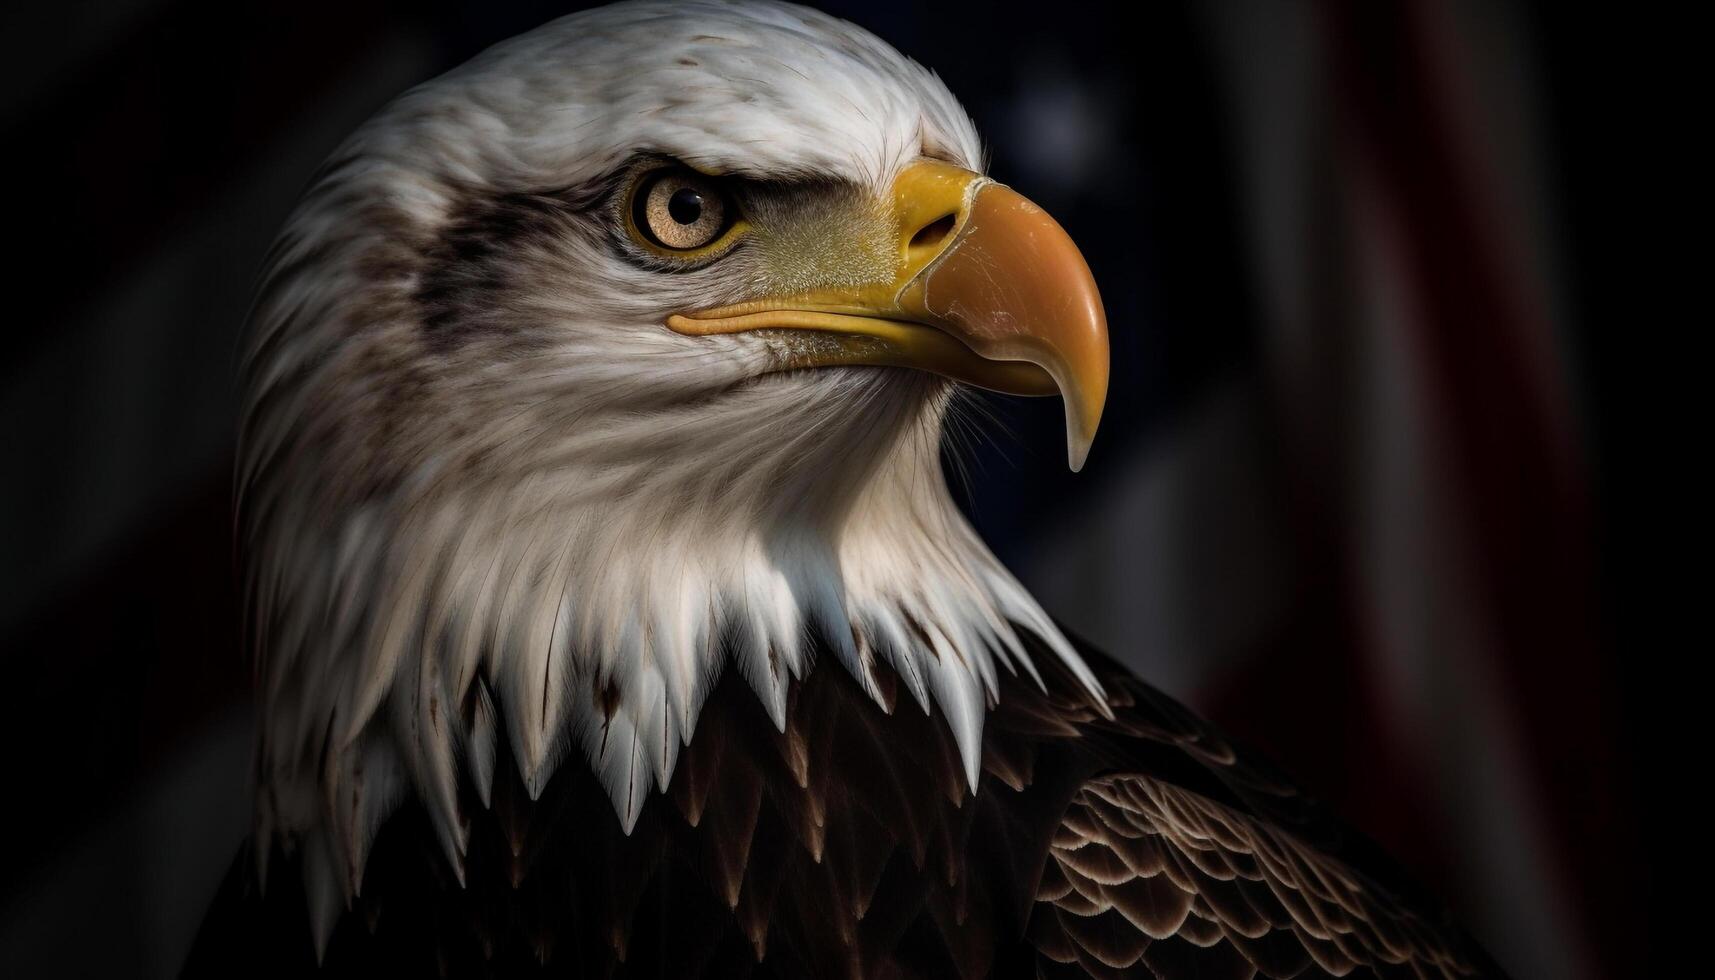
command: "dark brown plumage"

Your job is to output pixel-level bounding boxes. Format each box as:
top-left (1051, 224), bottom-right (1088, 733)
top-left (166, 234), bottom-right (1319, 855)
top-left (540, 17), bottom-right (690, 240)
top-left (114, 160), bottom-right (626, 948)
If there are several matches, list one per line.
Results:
top-left (185, 628), bottom-right (1502, 978)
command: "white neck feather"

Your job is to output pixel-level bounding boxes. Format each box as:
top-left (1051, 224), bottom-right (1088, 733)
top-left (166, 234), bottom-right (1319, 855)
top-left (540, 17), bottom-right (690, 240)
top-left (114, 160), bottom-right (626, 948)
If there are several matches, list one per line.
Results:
top-left (249, 357), bottom-right (1101, 911)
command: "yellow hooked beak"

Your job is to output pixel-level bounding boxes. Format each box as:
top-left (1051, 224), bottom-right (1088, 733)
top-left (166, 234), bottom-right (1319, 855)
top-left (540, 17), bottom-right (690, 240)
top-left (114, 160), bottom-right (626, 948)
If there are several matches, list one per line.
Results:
top-left (666, 161), bottom-right (1110, 471)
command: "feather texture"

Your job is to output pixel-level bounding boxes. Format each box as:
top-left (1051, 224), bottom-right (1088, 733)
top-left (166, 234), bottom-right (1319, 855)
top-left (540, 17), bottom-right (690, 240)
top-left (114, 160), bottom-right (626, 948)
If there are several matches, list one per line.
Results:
top-left (236, 0), bottom-right (1100, 915)
top-left (187, 632), bottom-right (1500, 977)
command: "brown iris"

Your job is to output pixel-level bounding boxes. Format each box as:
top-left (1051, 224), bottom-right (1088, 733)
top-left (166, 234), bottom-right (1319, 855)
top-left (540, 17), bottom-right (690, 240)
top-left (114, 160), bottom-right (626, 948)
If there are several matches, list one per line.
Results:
top-left (635, 170), bottom-right (728, 250)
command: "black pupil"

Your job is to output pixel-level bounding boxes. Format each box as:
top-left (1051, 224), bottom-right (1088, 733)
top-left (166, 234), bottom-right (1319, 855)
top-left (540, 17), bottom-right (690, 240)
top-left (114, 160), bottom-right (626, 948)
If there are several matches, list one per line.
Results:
top-left (667, 187), bottom-right (704, 225)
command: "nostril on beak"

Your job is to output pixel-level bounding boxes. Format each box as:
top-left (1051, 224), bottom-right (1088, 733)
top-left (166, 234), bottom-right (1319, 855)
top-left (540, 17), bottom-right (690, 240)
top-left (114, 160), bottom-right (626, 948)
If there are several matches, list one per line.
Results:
top-left (909, 213), bottom-right (957, 251)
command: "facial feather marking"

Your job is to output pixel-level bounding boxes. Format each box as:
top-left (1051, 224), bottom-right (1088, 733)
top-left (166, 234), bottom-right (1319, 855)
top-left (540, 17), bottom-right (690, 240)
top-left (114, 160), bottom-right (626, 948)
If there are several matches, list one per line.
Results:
top-left (413, 188), bottom-right (588, 351)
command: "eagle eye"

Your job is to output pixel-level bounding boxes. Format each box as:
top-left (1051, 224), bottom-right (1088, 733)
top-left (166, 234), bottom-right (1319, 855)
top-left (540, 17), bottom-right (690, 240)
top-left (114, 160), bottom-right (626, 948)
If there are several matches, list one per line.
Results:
top-left (632, 170), bottom-right (730, 251)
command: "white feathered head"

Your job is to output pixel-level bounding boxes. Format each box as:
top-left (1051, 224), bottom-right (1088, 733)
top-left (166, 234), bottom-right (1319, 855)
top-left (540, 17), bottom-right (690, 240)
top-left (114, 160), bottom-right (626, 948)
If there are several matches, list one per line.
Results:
top-left (240, 0), bottom-right (1109, 907)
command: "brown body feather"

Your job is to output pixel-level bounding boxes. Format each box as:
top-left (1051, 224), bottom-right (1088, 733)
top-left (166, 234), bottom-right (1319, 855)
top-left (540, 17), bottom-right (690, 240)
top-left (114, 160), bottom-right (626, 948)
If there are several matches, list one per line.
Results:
top-left (186, 630), bottom-right (1501, 978)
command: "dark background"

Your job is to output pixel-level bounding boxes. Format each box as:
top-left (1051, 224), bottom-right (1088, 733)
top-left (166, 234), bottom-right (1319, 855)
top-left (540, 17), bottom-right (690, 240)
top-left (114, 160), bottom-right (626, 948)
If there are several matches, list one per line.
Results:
top-left (0, 1), bottom-right (1656, 977)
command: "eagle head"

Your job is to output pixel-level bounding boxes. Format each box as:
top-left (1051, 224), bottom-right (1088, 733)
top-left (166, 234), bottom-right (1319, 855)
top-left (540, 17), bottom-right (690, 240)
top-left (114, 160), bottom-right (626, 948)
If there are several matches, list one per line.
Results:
top-left (240, 0), bottom-right (1110, 918)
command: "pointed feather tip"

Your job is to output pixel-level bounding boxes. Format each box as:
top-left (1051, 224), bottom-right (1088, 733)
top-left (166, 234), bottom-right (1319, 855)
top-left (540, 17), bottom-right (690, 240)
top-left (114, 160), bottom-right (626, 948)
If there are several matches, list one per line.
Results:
top-left (1061, 651), bottom-right (1113, 720)
top-left (1019, 615), bottom-right (1113, 720)
top-left (741, 654), bottom-right (788, 732)
top-left (303, 840), bottom-right (343, 965)
top-left (523, 756), bottom-right (548, 801)
top-left (869, 615), bottom-right (931, 715)
top-left (928, 664), bottom-right (986, 796)
top-left (470, 735), bottom-right (497, 810)
top-left (593, 719), bottom-right (651, 835)
top-left (436, 820), bottom-right (471, 888)
top-left (607, 769), bottom-right (646, 835)
top-left (1089, 681), bottom-right (1115, 720)
top-left (615, 800), bottom-right (643, 835)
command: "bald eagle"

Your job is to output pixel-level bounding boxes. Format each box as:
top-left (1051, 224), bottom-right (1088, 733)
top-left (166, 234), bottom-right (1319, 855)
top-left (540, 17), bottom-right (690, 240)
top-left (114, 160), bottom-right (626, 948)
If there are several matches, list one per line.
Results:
top-left (186, 2), bottom-right (1504, 977)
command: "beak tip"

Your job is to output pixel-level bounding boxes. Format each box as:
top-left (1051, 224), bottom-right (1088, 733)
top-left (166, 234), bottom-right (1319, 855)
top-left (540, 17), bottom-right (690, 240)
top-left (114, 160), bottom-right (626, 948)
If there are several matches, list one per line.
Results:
top-left (1067, 435), bottom-right (1092, 473)
top-left (1063, 386), bottom-right (1103, 473)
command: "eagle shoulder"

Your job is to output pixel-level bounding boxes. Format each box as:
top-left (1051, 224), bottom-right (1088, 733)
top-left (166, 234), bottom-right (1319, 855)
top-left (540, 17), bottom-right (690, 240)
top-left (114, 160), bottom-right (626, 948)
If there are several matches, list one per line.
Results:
top-left (1016, 637), bottom-right (1503, 980)
top-left (1026, 773), bottom-right (1481, 978)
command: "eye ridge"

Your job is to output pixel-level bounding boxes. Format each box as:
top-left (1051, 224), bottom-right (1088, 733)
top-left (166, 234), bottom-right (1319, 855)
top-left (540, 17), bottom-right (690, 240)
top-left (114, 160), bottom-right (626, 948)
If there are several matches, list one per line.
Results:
top-left (633, 168), bottom-right (731, 252)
